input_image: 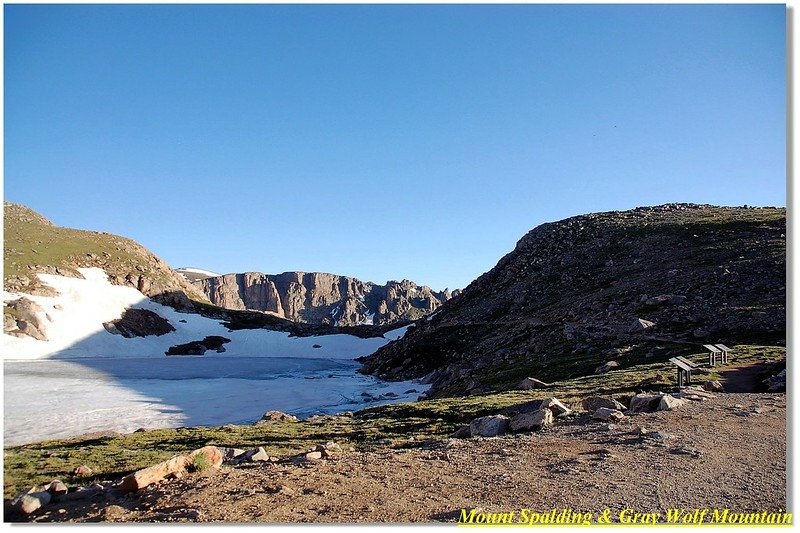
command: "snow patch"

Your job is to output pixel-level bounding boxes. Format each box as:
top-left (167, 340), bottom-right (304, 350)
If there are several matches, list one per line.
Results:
top-left (2, 268), bottom-right (405, 361)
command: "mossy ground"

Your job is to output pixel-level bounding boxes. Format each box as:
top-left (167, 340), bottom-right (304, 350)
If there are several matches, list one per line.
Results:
top-left (3, 343), bottom-right (783, 499)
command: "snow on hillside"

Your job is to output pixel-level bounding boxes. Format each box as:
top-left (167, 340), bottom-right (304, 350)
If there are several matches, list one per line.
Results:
top-left (175, 267), bottom-right (222, 278)
top-left (3, 268), bottom-right (409, 361)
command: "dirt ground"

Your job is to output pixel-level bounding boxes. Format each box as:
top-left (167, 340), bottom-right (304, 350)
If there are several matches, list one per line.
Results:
top-left (18, 391), bottom-right (787, 524)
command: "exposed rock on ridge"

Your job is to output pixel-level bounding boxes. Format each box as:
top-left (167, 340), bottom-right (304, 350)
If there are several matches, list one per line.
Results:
top-left (358, 204), bottom-right (786, 397)
top-left (195, 272), bottom-right (456, 326)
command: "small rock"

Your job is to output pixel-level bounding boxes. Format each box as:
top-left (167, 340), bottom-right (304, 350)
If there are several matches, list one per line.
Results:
top-left (255, 410), bottom-right (298, 424)
top-left (305, 451), bottom-right (323, 461)
top-left (540, 398), bottom-right (572, 417)
top-left (469, 415), bottom-right (511, 437)
top-left (629, 318), bottom-right (656, 333)
top-left (703, 380), bottom-right (725, 392)
top-left (594, 361), bottom-right (619, 374)
top-left (249, 447), bottom-right (271, 462)
top-left (73, 465), bottom-right (93, 477)
top-left (592, 408), bottom-right (625, 421)
top-left (102, 505), bottom-right (128, 521)
top-left (518, 377), bottom-right (553, 390)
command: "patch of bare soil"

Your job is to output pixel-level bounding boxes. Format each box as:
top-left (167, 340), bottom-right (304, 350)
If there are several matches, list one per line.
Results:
top-left (718, 360), bottom-right (783, 392)
top-left (20, 393), bottom-right (786, 524)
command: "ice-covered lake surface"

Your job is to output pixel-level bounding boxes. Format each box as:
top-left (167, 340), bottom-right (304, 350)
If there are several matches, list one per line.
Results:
top-left (3, 267), bottom-right (426, 446)
top-left (4, 356), bottom-right (426, 446)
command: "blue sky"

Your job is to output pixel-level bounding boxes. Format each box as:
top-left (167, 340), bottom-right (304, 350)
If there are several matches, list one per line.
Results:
top-left (4, 4), bottom-right (786, 290)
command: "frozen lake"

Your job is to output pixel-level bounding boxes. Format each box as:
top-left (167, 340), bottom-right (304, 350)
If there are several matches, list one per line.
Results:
top-left (4, 356), bottom-right (426, 446)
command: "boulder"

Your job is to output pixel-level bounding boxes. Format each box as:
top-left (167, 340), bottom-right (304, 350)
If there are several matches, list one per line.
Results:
top-left (304, 451), bottom-right (323, 461)
top-left (509, 409), bottom-right (553, 432)
top-left (595, 361), bottom-right (619, 374)
top-left (469, 415), bottom-right (510, 437)
top-left (703, 380), bottom-right (725, 392)
top-left (658, 395), bottom-right (688, 411)
top-left (540, 398), bottom-right (572, 417)
top-left (629, 318), bottom-right (656, 333)
top-left (256, 410), bottom-right (299, 424)
top-left (186, 445), bottom-right (223, 470)
top-left (15, 491), bottom-right (51, 515)
top-left (581, 397), bottom-right (627, 412)
top-left (518, 377), bottom-right (553, 390)
top-left (592, 408), bottom-right (625, 421)
top-left (120, 455), bottom-right (189, 492)
top-left (221, 448), bottom-right (247, 462)
top-left (44, 480), bottom-right (68, 496)
top-left (629, 393), bottom-right (664, 413)
top-left (248, 447), bottom-right (271, 462)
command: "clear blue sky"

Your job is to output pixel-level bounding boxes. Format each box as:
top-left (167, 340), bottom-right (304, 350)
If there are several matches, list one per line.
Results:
top-left (4, 4), bottom-right (786, 290)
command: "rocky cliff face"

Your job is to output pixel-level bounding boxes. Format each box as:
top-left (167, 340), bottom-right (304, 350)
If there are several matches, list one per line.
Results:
top-left (358, 204), bottom-right (786, 398)
top-left (196, 272), bottom-right (455, 326)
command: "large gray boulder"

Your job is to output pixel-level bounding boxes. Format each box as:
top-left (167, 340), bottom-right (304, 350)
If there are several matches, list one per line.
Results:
top-left (658, 394), bottom-right (688, 411)
top-left (469, 415), bottom-right (510, 437)
top-left (509, 409), bottom-right (553, 432)
top-left (629, 393), bottom-right (664, 413)
top-left (15, 491), bottom-right (51, 514)
top-left (581, 397), bottom-right (627, 412)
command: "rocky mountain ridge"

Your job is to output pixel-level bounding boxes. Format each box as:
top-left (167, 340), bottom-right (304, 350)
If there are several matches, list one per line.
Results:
top-left (358, 204), bottom-right (786, 397)
top-left (195, 272), bottom-right (457, 326)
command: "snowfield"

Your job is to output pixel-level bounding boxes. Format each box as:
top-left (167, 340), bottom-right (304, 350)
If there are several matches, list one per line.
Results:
top-left (3, 268), bottom-right (408, 361)
top-left (3, 269), bottom-right (424, 445)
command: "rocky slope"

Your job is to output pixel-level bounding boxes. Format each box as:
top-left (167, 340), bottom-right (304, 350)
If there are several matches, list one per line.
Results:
top-left (195, 272), bottom-right (455, 327)
top-left (358, 204), bottom-right (786, 397)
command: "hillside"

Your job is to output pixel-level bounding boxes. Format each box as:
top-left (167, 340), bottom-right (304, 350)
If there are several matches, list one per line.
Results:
top-left (358, 204), bottom-right (786, 397)
top-left (3, 203), bottom-right (398, 342)
top-left (195, 272), bottom-right (455, 327)
top-left (4, 203), bottom-right (208, 309)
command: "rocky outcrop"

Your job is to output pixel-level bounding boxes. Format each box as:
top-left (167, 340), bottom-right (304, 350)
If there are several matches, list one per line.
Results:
top-left (359, 204), bottom-right (785, 397)
top-left (103, 309), bottom-right (175, 338)
top-left (4, 297), bottom-right (51, 340)
top-left (165, 336), bottom-right (231, 356)
top-left (196, 272), bottom-right (455, 326)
